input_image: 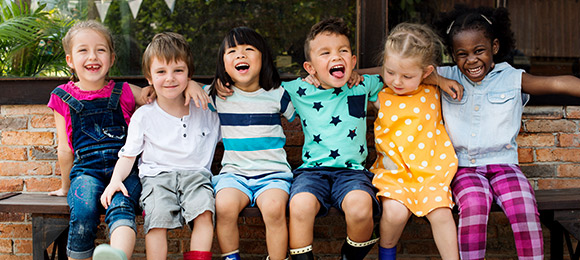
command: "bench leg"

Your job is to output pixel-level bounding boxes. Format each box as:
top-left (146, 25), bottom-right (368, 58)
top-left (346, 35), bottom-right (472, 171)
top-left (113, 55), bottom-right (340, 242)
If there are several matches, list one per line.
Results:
top-left (32, 214), bottom-right (69, 260)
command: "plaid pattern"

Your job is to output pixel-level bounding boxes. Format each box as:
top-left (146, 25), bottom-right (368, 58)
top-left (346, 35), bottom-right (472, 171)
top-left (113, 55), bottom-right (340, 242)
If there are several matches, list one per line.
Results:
top-left (452, 164), bottom-right (543, 260)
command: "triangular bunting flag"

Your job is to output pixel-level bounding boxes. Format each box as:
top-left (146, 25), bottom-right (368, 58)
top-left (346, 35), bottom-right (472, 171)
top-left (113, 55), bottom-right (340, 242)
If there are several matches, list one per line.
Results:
top-left (165, 0), bottom-right (176, 13)
top-left (128, 0), bottom-right (143, 19)
top-left (95, 0), bottom-right (112, 22)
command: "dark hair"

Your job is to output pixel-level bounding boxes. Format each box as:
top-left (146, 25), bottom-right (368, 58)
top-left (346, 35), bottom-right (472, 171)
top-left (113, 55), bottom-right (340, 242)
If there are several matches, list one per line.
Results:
top-left (142, 32), bottom-right (195, 80)
top-left (435, 5), bottom-right (515, 63)
top-left (210, 27), bottom-right (280, 96)
top-left (304, 17), bottom-right (351, 61)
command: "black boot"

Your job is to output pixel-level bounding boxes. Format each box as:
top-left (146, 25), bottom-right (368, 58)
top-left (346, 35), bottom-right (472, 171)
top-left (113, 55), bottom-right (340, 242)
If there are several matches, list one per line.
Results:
top-left (290, 246), bottom-right (314, 260)
top-left (340, 236), bottom-right (379, 260)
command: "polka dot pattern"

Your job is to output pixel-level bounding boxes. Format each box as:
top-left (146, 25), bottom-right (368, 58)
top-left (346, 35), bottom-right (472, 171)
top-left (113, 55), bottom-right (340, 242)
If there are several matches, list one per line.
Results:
top-left (371, 84), bottom-right (458, 217)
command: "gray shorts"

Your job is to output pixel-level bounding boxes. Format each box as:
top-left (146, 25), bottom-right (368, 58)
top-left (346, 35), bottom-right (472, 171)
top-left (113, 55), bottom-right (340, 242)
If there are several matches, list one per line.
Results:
top-left (140, 170), bottom-right (215, 233)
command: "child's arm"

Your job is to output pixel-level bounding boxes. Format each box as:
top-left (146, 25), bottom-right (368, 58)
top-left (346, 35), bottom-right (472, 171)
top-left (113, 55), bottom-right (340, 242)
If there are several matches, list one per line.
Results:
top-left (303, 72), bottom-right (364, 88)
top-left (129, 84), bottom-right (154, 106)
top-left (49, 112), bottom-right (72, 196)
top-left (184, 80), bottom-right (210, 109)
top-left (424, 71), bottom-right (464, 100)
top-left (522, 73), bottom-right (580, 96)
top-left (100, 155), bottom-right (137, 209)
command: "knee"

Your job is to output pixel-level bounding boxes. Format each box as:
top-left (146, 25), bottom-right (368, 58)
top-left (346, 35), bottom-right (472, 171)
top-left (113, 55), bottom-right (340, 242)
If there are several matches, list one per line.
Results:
top-left (289, 194), bottom-right (318, 220)
top-left (425, 208), bottom-right (454, 226)
top-left (343, 193), bottom-right (373, 222)
top-left (195, 211), bottom-right (214, 225)
top-left (260, 200), bottom-right (287, 223)
top-left (215, 198), bottom-right (242, 221)
top-left (382, 208), bottom-right (410, 226)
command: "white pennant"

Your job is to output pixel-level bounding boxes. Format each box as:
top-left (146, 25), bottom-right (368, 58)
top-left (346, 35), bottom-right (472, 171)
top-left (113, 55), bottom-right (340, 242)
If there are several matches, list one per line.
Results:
top-left (95, 0), bottom-right (112, 22)
top-left (165, 0), bottom-right (176, 13)
top-left (128, 0), bottom-right (143, 19)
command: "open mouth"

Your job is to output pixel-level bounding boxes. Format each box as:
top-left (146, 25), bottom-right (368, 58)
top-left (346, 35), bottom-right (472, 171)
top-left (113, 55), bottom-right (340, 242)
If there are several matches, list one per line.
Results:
top-left (466, 66), bottom-right (484, 78)
top-left (235, 63), bottom-right (250, 72)
top-left (329, 65), bottom-right (345, 78)
top-left (85, 64), bottom-right (101, 72)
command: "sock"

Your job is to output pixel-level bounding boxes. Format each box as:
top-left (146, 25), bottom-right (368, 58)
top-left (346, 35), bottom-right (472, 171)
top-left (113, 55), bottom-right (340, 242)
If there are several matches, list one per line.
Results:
top-left (378, 246), bottom-right (396, 260)
top-left (184, 250), bottom-right (212, 260)
top-left (341, 236), bottom-right (380, 260)
top-left (289, 245), bottom-right (314, 260)
top-left (222, 250), bottom-right (241, 260)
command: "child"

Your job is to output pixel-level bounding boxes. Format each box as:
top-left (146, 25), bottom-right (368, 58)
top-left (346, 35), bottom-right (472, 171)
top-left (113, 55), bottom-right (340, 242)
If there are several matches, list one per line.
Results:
top-left (208, 26), bottom-right (295, 260)
top-left (370, 23), bottom-right (458, 260)
top-left (100, 32), bottom-right (220, 260)
top-left (47, 20), bottom-right (146, 260)
top-left (434, 6), bottom-right (580, 259)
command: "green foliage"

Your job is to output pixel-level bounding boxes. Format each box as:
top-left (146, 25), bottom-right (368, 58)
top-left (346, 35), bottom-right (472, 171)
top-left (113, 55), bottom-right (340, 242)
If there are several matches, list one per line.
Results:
top-left (0, 0), bottom-right (74, 77)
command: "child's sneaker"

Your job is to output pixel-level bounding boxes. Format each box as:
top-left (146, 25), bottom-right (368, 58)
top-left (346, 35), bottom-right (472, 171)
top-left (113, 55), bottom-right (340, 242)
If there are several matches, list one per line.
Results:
top-left (93, 244), bottom-right (128, 260)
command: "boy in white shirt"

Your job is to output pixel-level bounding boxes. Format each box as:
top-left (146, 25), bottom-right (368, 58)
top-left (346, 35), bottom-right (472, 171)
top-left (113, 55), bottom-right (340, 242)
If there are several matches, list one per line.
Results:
top-left (100, 32), bottom-right (220, 260)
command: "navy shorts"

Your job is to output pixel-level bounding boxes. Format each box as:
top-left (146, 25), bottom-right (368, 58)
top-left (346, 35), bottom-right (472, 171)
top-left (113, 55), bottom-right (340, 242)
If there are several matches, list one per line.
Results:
top-left (289, 167), bottom-right (380, 217)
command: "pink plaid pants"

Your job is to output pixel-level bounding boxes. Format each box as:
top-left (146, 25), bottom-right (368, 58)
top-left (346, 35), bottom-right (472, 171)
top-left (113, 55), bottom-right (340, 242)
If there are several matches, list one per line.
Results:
top-left (452, 164), bottom-right (543, 260)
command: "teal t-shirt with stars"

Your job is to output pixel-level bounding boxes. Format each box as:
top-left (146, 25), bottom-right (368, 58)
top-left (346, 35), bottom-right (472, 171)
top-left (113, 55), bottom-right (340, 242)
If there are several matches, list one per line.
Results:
top-left (282, 74), bottom-right (383, 170)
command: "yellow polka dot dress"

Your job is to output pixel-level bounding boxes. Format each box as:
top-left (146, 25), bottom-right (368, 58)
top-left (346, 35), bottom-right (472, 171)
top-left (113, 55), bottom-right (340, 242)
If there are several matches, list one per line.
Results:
top-left (371, 84), bottom-right (457, 216)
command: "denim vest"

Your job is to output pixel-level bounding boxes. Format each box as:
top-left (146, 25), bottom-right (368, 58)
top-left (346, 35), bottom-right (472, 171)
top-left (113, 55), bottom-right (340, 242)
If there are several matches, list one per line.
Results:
top-left (51, 82), bottom-right (128, 180)
top-left (438, 63), bottom-right (529, 167)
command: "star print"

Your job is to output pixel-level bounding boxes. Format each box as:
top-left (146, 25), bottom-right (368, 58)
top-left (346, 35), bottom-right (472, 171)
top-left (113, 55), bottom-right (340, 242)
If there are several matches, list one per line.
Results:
top-left (329, 149), bottom-right (340, 159)
top-left (314, 162), bottom-right (323, 167)
top-left (332, 88), bottom-right (343, 96)
top-left (304, 151), bottom-right (311, 159)
top-left (330, 116), bottom-right (342, 126)
top-left (345, 161), bottom-right (353, 168)
top-left (359, 145), bottom-right (365, 154)
top-left (313, 134), bottom-right (322, 144)
top-left (313, 102), bottom-right (323, 111)
top-left (347, 129), bottom-right (357, 140)
top-left (302, 119), bottom-right (307, 127)
top-left (297, 87), bottom-right (307, 97)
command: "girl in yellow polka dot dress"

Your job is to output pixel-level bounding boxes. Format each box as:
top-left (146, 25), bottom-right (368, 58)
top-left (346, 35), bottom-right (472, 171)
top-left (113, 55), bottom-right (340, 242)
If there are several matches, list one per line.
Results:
top-left (370, 23), bottom-right (459, 260)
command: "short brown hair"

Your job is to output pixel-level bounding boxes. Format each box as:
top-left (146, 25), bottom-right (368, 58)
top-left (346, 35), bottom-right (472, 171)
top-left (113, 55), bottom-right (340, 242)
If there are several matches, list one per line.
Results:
top-left (304, 17), bottom-right (351, 61)
top-left (142, 32), bottom-right (194, 80)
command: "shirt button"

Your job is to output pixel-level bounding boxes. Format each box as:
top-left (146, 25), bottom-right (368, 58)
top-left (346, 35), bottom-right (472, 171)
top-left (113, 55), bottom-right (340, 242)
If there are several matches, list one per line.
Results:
top-left (183, 134), bottom-right (187, 138)
top-left (500, 94), bottom-right (505, 98)
top-left (471, 133), bottom-right (476, 137)
top-left (471, 159), bottom-right (476, 164)
top-left (474, 106), bottom-right (479, 111)
top-left (183, 124), bottom-right (186, 128)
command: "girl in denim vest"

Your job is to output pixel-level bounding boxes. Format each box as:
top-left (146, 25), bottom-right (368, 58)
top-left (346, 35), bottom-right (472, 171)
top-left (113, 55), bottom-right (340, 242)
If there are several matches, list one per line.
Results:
top-left (435, 6), bottom-right (580, 260)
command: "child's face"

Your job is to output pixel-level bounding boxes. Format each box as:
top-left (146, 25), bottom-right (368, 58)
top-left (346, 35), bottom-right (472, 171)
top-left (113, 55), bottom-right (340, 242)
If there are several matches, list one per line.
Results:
top-left (303, 32), bottom-right (356, 89)
top-left (383, 54), bottom-right (433, 95)
top-left (223, 44), bottom-right (262, 92)
top-left (147, 57), bottom-right (189, 101)
top-left (451, 29), bottom-right (499, 83)
top-left (65, 29), bottom-right (114, 86)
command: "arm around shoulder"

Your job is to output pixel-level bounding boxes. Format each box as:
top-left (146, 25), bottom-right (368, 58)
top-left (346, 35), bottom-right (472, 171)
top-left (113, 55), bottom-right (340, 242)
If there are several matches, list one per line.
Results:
top-left (522, 73), bottom-right (580, 97)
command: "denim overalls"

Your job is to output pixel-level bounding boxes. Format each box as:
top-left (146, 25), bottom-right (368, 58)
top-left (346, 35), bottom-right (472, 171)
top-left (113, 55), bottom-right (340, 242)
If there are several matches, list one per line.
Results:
top-left (52, 82), bottom-right (142, 259)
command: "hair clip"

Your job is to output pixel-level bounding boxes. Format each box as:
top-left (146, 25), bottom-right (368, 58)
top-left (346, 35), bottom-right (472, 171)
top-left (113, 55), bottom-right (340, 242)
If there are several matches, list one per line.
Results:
top-left (480, 14), bottom-right (492, 25)
top-left (446, 20), bottom-right (455, 35)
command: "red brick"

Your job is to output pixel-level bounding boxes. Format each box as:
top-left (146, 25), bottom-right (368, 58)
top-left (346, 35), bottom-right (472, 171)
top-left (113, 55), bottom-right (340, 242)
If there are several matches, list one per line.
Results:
top-left (29, 146), bottom-right (57, 160)
top-left (0, 224), bottom-right (32, 238)
top-left (559, 133), bottom-right (580, 147)
top-left (538, 179), bottom-right (580, 189)
top-left (522, 106), bottom-right (564, 119)
top-left (0, 147), bottom-right (27, 161)
top-left (565, 106), bottom-right (580, 119)
top-left (516, 133), bottom-right (555, 147)
top-left (525, 119), bottom-right (577, 133)
top-left (0, 213), bottom-right (25, 222)
top-left (0, 179), bottom-right (24, 192)
top-left (30, 115), bottom-right (54, 129)
top-left (0, 162), bottom-right (52, 176)
top-left (0, 116), bottom-right (27, 130)
top-left (12, 239), bottom-right (31, 254)
top-left (1, 131), bottom-right (54, 146)
top-left (518, 148), bottom-right (534, 163)
top-left (0, 255), bottom-right (32, 260)
top-left (0, 239), bottom-right (12, 254)
top-left (2, 105), bottom-right (51, 116)
top-left (24, 178), bottom-right (61, 192)
top-left (557, 164), bottom-right (580, 177)
top-left (536, 148), bottom-right (580, 162)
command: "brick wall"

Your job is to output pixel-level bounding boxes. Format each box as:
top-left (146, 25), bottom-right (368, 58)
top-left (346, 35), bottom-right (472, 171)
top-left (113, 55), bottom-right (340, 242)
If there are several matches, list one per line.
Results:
top-left (1, 104), bottom-right (579, 259)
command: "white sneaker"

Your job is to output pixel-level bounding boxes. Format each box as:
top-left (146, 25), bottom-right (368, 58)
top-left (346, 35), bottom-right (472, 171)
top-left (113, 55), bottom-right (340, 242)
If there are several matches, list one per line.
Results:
top-left (93, 244), bottom-right (128, 260)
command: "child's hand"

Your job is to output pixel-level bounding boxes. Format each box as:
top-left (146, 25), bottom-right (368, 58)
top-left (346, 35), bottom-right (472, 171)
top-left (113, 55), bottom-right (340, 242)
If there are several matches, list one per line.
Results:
top-left (140, 86), bottom-right (156, 104)
top-left (48, 188), bottom-right (67, 197)
top-left (184, 80), bottom-right (210, 109)
top-left (302, 74), bottom-right (321, 87)
top-left (347, 71), bottom-right (364, 88)
top-left (438, 78), bottom-right (464, 100)
top-left (214, 79), bottom-right (233, 100)
top-left (100, 181), bottom-right (128, 209)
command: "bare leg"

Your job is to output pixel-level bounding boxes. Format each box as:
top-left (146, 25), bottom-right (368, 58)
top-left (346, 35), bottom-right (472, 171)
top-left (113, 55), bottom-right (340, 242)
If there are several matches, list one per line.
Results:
top-left (215, 188), bottom-right (250, 254)
top-left (342, 190), bottom-right (374, 242)
top-left (110, 226), bottom-right (136, 259)
top-left (426, 208), bottom-right (459, 260)
top-left (256, 189), bottom-right (289, 260)
top-left (190, 211), bottom-right (214, 251)
top-left (145, 228), bottom-right (167, 260)
top-left (379, 198), bottom-right (412, 248)
top-left (289, 192), bottom-right (320, 248)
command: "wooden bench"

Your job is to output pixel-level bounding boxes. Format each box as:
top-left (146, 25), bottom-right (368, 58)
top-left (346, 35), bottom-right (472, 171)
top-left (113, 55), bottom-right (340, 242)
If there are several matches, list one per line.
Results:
top-left (1, 189), bottom-right (580, 260)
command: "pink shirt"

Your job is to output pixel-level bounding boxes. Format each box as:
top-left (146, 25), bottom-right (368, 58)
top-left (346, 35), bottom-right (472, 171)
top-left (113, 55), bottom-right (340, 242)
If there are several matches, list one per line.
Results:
top-left (47, 80), bottom-right (136, 151)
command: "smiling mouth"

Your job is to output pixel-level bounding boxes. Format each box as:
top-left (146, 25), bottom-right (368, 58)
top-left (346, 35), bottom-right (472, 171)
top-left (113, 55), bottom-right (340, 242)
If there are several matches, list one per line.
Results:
top-left (329, 65), bottom-right (345, 78)
top-left (85, 64), bottom-right (101, 71)
top-left (235, 63), bottom-right (250, 72)
top-left (467, 66), bottom-right (483, 76)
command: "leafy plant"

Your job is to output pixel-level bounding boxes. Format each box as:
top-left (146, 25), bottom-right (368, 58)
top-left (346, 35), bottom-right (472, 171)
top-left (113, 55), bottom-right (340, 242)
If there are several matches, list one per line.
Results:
top-left (0, 0), bottom-right (74, 77)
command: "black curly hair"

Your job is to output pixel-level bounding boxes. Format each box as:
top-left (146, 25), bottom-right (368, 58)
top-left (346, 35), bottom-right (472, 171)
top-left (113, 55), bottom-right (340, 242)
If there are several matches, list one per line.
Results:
top-left (434, 5), bottom-right (515, 63)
